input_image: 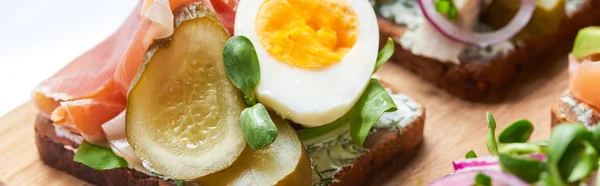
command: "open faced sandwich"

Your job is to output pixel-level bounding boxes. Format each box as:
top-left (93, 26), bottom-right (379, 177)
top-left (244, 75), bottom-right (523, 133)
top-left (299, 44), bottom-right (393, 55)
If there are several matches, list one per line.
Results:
top-left (373, 0), bottom-right (600, 100)
top-left (31, 0), bottom-right (425, 185)
top-left (551, 26), bottom-right (600, 128)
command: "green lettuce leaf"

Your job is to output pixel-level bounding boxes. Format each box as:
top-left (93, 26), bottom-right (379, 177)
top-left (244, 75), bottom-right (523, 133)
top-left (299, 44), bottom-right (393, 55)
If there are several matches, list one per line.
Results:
top-left (349, 79), bottom-right (397, 146)
top-left (73, 141), bottom-right (127, 170)
top-left (374, 38), bottom-right (394, 73)
top-left (297, 116), bottom-right (349, 145)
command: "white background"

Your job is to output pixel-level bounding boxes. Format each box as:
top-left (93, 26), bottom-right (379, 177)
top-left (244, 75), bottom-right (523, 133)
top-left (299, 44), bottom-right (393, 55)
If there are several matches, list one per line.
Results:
top-left (0, 0), bottom-right (138, 116)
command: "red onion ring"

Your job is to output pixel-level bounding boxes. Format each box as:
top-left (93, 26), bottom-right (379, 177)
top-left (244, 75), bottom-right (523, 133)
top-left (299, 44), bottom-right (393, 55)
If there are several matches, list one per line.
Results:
top-left (429, 170), bottom-right (529, 186)
top-left (452, 156), bottom-right (500, 173)
top-left (418, 0), bottom-right (536, 47)
top-left (525, 153), bottom-right (547, 162)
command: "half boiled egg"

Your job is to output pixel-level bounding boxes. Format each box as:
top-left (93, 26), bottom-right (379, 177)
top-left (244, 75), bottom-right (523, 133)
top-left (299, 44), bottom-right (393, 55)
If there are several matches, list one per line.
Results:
top-left (235, 0), bottom-right (379, 127)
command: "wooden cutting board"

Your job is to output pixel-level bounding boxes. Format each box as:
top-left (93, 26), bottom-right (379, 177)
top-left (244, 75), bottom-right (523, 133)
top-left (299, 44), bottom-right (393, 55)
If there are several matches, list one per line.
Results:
top-left (0, 55), bottom-right (569, 186)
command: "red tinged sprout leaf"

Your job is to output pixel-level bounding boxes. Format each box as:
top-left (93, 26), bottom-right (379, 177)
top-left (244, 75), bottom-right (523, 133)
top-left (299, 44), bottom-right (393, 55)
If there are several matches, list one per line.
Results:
top-left (452, 156), bottom-right (500, 173)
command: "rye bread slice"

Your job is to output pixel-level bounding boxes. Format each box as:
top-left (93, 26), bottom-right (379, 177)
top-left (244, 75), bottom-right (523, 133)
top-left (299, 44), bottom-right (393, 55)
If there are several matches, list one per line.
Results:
top-left (34, 115), bottom-right (176, 186)
top-left (35, 102), bottom-right (425, 186)
top-left (378, 1), bottom-right (600, 101)
top-left (551, 91), bottom-right (600, 128)
top-left (330, 107), bottom-right (425, 186)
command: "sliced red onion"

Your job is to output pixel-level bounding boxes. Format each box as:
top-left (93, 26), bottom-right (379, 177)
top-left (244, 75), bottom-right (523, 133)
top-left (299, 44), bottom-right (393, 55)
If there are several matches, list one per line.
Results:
top-left (453, 156), bottom-right (500, 173)
top-left (429, 170), bottom-right (529, 186)
top-left (417, 0), bottom-right (536, 47)
top-left (525, 153), bottom-right (547, 162)
top-left (452, 154), bottom-right (545, 173)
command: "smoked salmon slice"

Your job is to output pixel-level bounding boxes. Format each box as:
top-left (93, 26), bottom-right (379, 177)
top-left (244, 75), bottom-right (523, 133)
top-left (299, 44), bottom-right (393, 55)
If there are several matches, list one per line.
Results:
top-left (569, 55), bottom-right (600, 110)
top-left (33, 0), bottom-right (238, 142)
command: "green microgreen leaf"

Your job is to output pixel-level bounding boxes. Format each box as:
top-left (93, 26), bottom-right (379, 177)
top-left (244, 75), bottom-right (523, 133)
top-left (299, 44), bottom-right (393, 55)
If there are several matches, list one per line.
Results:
top-left (498, 153), bottom-right (545, 183)
top-left (240, 103), bottom-right (278, 149)
top-left (447, 5), bottom-right (458, 20)
top-left (547, 123), bottom-right (591, 185)
top-left (434, 0), bottom-right (457, 20)
top-left (500, 143), bottom-right (543, 155)
top-left (465, 150), bottom-right (477, 159)
top-left (297, 116), bottom-right (349, 145)
top-left (349, 79), bottom-right (398, 146)
top-left (532, 140), bottom-right (549, 146)
top-left (374, 37), bottom-right (394, 73)
top-left (498, 119), bottom-right (534, 143)
top-left (486, 112), bottom-right (499, 156)
top-left (223, 36), bottom-right (261, 106)
top-left (474, 172), bottom-right (492, 186)
top-left (435, 0), bottom-right (450, 14)
top-left (565, 141), bottom-right (598, 182)
top-left (175, 180), bottom-right (185, 186)
top-left (73, 141), bottom-right (128, 170)
top-left (596, 161), bottom-right (600, 186)
top-left (589, 124), bottom-right (600, 152)
top-left (539, 171), bottom-right (556, 186)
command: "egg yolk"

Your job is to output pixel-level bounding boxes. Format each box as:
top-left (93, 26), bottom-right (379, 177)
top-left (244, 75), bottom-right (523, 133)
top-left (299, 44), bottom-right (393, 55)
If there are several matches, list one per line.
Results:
top-left (255, 0), bottom-right (358, 69)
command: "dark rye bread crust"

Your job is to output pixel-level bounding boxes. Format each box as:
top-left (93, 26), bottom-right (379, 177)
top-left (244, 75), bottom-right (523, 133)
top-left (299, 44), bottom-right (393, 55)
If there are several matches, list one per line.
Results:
top-left (35, 108), bottom-right (425, 185)
top-left (34, 115), bottom-right (176, 186)
top-left (551, 92), bottom-right (600, 128)
top-left (332, 107), bottom-right (425, 186)
top-left (378, 2), bottom-right (600, 101)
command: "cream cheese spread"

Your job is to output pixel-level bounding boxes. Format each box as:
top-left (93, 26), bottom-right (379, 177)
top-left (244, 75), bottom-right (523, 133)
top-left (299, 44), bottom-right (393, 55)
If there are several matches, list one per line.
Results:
top-left (375, 89), bottom-right (423, 130)
top-left (560, 92), bottom-right (597, 129)
top-left (306, 92), bottom-right (422, 186)
top-left (55, 126), bottom-right (84, 145)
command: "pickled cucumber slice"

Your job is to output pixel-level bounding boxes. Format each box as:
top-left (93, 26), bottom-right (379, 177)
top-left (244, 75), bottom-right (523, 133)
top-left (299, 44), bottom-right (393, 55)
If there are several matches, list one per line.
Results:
top-left (126, 3), bottom-right (246, 180)
top-left (196, 114), bottom-right (312, 186)
top-left (483, 0), bottom-right (565, 41)
top-left (572, 26), bottom-right (600, 59)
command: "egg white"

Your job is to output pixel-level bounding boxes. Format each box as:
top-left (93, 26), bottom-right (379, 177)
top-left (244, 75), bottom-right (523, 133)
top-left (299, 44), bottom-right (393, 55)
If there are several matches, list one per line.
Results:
top-left (235, 0), bottom-right (379, 127)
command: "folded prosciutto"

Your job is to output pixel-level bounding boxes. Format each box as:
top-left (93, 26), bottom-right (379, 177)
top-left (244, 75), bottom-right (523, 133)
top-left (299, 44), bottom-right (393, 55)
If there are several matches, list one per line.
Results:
top-left (32, 0), bottom-right (236, 144)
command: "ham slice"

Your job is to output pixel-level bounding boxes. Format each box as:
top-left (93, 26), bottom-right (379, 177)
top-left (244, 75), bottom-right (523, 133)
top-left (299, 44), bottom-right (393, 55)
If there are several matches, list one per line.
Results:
top-left (33, 0), bottom-right (237, 143)
top-left (113, 0), bottom-right (237, 96)
top-left (32, 2), bottom-right (143, 142)
top-left (208, 0), bottom-right (237, 34)
top-left (50, 82), bottom-right (126, 144)
top-left (102, 110), bottom-right (150, 173)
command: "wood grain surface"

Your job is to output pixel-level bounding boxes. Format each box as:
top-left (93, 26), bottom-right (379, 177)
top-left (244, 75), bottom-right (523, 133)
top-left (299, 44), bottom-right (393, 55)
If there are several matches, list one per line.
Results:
top-left (0, 55), bottom-right (569, 185)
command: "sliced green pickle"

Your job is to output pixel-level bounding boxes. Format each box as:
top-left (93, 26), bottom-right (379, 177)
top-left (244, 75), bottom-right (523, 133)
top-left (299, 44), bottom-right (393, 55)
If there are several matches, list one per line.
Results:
top-left (196, 114), bottom-right (312, 186)
top-left (126, 3), bottom-right (246, 180)
top-left (483, 0), bottom-right (565, 41)
top-left (572, 26), bottom-right (600, 59)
